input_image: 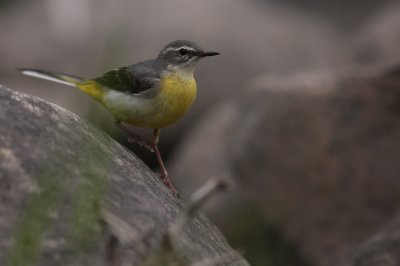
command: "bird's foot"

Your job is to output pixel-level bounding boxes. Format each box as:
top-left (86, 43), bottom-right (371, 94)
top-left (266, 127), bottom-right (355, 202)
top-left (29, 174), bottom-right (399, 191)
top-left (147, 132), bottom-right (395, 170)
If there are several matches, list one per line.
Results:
top-left (159, 173), bottom-right (180, 198)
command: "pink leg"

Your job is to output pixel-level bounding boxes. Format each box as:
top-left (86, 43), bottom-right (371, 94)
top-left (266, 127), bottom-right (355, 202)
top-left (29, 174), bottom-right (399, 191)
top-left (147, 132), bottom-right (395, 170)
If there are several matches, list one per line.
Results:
top-left (152, 128), bottom-right (179, 197)
top-left (115, 121), bottom-right (153, 152)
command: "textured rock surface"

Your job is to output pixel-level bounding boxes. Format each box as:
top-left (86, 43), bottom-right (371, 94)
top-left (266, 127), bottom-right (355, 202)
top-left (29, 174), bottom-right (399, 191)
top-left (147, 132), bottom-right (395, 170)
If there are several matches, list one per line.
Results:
top-left (0, 85), bottom-right (249, 266)
top-left (170, 64), bottom-right (400, 266)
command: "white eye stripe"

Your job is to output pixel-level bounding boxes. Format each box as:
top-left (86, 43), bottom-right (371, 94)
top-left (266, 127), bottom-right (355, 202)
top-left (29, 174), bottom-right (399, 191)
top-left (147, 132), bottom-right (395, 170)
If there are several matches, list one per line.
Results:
top-left (162, 46), bottom-right (197, 54)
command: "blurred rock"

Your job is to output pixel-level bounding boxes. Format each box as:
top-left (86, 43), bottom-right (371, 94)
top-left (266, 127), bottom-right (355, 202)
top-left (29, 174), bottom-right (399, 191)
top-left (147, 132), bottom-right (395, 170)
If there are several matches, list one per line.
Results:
top-left (264, 0), bottom-right (396, 30)
top-left (351, 2), bottom-right (400, 65)
top-left (335, 215), bottom-right (400, 266)
top-left (232, 65), bottom-right (400, 265)
top-left (0, 85), bottom-right (248, 266)
top-left (170, 63), bottom-right (400, 265)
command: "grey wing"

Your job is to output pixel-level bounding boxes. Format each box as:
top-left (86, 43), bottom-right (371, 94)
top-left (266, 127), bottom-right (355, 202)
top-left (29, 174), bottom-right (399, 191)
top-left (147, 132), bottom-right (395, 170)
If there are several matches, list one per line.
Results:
top-left (94, 59), bottom-right (160, 94)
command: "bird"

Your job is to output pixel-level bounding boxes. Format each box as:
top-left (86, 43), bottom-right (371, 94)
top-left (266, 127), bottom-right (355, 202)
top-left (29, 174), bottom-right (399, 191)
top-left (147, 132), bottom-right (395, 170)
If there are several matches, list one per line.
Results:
top-left (20, 40), bottom-right (219, 197)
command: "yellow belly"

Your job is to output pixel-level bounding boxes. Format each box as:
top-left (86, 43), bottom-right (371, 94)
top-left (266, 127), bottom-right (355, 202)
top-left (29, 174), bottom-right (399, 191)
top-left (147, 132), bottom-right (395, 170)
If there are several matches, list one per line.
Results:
top-left (150, 73), bottom-right (197, 128)
top-left (93, 73), bottom-right (197, 129)
top-left (105, 73), bottom-right (197, 129)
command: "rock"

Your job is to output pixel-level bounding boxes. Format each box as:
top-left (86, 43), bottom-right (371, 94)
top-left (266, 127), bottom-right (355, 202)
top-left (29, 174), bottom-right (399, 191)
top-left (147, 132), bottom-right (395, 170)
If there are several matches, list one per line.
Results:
top-left (0, 85), bottom-right (249, 266)
top-left (266, 0), bottom-right (395, 30)
top-left (351, 2), bottom-right (400, 65)
top-left (170, 64), bottom-right (400, 265)
top-left (335, 215), bottom-right (400, 266)
top-left (232, 65), bottom-right (400, 265)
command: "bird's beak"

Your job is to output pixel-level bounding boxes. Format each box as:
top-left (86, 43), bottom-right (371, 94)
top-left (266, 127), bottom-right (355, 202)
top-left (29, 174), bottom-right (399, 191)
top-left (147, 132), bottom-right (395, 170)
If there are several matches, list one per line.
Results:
top-left (199, 51), bottom-right (220, 57)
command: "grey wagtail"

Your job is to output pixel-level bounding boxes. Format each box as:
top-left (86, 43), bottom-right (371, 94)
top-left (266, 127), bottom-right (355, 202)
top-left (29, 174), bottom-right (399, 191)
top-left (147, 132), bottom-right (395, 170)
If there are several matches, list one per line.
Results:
top-left (20, 40), bottom-right (219, 197)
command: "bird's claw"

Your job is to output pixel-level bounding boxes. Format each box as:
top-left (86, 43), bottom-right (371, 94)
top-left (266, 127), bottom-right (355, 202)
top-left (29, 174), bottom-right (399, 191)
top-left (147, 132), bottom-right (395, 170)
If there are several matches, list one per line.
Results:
top-left (160, 173), bottom-right (180, 198)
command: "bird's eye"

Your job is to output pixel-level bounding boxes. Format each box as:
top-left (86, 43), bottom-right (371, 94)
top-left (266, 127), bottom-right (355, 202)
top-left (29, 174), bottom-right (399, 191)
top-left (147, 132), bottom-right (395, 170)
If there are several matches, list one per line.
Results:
top-left (179, 48), bottom-right (188, 56)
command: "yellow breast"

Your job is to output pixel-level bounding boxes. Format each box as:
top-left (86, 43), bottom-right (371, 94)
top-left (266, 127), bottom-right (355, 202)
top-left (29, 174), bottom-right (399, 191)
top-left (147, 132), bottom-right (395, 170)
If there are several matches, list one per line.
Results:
top-left (152, 72), bottom-right (197, 128)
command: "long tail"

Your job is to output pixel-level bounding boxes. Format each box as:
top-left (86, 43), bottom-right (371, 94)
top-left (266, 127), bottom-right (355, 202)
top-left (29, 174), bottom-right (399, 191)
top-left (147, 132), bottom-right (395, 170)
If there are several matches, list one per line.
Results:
top-left (19, 68), bottom-right (84, 87)
top-left (19, 68), bottom-right (105, 100)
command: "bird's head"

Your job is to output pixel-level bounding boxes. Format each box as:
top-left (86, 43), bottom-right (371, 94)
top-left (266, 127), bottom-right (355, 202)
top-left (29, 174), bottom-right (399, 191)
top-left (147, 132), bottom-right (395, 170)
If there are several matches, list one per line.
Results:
top-left (157, 40), bottom-right (219, 74)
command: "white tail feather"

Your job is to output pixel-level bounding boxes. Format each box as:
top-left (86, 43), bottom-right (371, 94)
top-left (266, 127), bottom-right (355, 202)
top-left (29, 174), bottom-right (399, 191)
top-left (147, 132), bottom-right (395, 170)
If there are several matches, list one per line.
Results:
top-left (21, 70), bottom-right (76, 87)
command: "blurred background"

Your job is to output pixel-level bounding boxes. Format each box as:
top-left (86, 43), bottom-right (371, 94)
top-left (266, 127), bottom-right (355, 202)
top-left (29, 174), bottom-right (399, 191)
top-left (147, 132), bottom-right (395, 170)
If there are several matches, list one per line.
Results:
top-left (2, 0), bottom-right (400, 265)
